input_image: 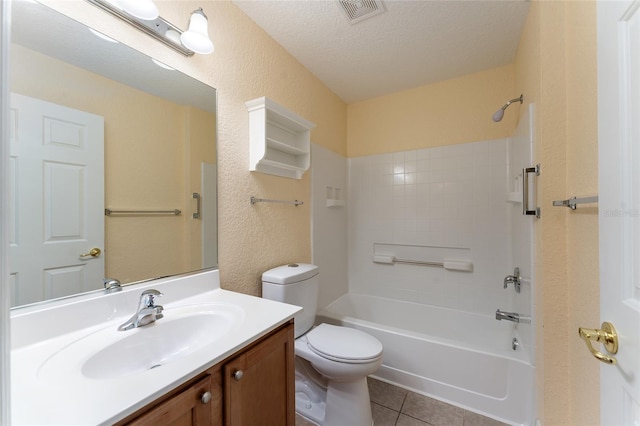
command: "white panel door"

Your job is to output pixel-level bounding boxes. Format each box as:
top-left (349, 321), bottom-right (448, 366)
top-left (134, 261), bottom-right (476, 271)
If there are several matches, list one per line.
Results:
top-left (9, 94), bottom-right (104, 306)
top-left (598, 1), bottom-right (640, 424)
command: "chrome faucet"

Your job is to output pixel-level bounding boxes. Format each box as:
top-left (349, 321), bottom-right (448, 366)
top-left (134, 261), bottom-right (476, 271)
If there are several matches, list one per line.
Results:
top-left (103, 278), bottom-right (121, 293)
top-left (495, 309), bottom-right (531, 324)
top-left (118, 289), bottom-right (164, 331)
top-left (503, 267), bottom-right (521, 293)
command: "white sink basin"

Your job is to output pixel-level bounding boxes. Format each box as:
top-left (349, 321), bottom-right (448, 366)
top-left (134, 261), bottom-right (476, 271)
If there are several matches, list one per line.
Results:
top-left (37, 303), bottom-right (244, 383)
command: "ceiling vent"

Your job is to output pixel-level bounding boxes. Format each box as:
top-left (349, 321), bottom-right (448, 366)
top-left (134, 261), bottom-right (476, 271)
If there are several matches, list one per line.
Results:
top-left (337, 0), bottom-right (385, 25)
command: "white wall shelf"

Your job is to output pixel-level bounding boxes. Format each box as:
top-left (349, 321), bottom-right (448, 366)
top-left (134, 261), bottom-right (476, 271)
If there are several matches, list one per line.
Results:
top-left (326, 199), bottom-right (345, 208)
top-left (246, 97), bottom-right (316, 179)
top-left (507, 192), bottom-right (522, 204)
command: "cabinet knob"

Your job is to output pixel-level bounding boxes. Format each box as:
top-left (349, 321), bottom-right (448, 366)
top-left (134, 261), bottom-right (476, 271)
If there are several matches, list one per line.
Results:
top-left (200, 391), bottom-right (212, 405)
top-left (233, 370), bottom-right (243, 381)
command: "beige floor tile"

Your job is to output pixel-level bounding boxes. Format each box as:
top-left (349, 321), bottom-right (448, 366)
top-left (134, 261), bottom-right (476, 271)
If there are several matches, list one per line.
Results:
top-left (371, 402), bottom-right (400, 426)
top-left (463, 411), bottom-right (509, 426)
top-left (395, 413), bottom-right (431, 426)
top-left (295, 378), bottom-right (507, 426)
top-left (401, 392), bottom-right (464, 426)
top-left (295, 413), bottom-right (318, 426)
top-left (368, 377), bottom-right (408, 411)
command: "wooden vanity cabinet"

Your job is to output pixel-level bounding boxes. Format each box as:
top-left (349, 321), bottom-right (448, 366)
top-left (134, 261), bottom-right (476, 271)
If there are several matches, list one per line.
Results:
top-left (117, 321), bottom-right (294, 426)
top-left (125, 374), bottom-right (220, 426)
top-left (224, 319), bottom-right (295, 426)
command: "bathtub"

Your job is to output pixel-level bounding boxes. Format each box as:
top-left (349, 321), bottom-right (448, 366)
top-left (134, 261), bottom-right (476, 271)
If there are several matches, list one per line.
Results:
top-left (316, 293), bottom-right (534, 426)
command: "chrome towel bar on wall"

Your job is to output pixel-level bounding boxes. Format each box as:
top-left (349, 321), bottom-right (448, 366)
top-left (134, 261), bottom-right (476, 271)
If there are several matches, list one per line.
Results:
top-left (105, 209), bottom-right (181, 216)
top-left (552, 196), bottom-right (599, 210)
top-left (250, 196), bottom-right (303, 207)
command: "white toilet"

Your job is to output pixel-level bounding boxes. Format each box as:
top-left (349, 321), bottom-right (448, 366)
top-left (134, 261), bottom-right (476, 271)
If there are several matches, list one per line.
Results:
top-left (262, 263), bottom-right (383, 426)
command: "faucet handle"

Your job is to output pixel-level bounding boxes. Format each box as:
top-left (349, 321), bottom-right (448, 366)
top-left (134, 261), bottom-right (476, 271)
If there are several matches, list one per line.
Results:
top-left (103, 278), bottom-right (121, 293)
top-left (139, 289), bottom-right (163, 307)
top-left (503, 267), bottom-right (521, 293)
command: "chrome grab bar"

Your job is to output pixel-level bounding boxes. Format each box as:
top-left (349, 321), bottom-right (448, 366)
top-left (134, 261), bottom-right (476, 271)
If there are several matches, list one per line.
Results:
top-left (105, 208), bottom-right (181, 216)
top-left (193, 192), bottom-right (201, 219)
top-left (522, 164), bottom-right (541, 218)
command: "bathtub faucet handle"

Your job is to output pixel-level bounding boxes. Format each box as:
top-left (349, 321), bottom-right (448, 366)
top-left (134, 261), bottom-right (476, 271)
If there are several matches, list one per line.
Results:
top-left (503, 267), bottom-right (521, 293)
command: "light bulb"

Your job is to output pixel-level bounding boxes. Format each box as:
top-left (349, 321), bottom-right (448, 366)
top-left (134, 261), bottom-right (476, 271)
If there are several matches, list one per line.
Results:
top-left (119, 0), bottom-right (159, 20)
top-left (180, 8), bottom-right (214, 54)
top-left (165, 29), bottom-right (181, 45)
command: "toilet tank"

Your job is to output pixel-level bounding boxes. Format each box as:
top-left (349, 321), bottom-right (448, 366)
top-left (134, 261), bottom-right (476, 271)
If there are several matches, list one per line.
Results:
top-left (262, 263), bottom-right (319, 338)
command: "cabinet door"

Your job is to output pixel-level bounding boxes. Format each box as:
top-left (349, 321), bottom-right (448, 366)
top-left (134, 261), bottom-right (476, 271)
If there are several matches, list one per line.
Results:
top-left (224, 323), bottom-right (295, 426)
top-left (127, 375), bottom-right (218, 426)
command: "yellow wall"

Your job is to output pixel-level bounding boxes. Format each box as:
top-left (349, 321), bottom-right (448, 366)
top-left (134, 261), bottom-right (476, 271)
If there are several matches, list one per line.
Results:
top-left (39, 0), bottom-right (347, 296)
top-left (565, 1), bottom-right (599, 424)
top-left (514, 1), bottom-right (599, 424)
top-left (347, 64), bottom-right (517, 157)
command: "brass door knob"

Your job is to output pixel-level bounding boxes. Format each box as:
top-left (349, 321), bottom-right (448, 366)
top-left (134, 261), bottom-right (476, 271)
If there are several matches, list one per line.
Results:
top-left (80, 248), bottom-right (101, 258)
top-left (578, 321), bottom-right (618, 365)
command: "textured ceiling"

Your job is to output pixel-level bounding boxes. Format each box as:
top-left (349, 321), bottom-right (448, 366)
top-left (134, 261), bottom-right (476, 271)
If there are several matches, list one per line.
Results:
top-left (233, 0), bottom-right (530, 103)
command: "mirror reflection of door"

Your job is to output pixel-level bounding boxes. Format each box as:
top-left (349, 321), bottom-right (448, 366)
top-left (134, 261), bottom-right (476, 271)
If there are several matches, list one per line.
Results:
top-left (9, 93), bottom-right (104, 306)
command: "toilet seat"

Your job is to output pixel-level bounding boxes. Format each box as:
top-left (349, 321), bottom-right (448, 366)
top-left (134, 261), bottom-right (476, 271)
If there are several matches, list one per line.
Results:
top-left (306, 324), bottom-right (383, 364)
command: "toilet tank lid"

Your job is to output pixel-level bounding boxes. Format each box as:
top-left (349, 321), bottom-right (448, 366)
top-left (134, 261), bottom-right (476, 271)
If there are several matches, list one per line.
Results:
top-left (262, 263), bottom-right (318, 284)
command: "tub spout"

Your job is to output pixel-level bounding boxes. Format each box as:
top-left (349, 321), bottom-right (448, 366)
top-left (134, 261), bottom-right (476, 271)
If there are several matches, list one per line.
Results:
top-left (495, 309), bottom-right (531, 324)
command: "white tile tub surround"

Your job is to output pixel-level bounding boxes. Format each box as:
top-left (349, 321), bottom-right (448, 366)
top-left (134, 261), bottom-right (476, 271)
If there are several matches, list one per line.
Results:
top-left (348, 139), bottom-right (511, 315)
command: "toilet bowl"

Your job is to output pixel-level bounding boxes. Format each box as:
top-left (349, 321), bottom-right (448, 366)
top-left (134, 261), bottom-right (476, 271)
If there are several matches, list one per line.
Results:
top-left (262, 264), bottom-right (383, 426)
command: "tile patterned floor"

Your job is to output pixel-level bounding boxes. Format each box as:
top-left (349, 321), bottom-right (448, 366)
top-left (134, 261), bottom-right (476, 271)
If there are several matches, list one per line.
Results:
top-left (295, 377), bottom-right (509, 426)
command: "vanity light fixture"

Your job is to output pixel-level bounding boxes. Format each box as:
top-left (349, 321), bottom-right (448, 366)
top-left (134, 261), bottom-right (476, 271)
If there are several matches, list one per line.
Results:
top-left (118, 0), bottom-right (158, 20)
top-left (181, 8), bottom-right (214, 54)
top-left (86, 0), bottom-right (214, 57)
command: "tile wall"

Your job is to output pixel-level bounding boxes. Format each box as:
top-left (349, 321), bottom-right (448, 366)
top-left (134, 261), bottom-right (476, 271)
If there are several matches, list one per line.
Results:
top-left (347, 139), bottom-right (511, 315)
top-left (311, 144), bottom-right (349, 309)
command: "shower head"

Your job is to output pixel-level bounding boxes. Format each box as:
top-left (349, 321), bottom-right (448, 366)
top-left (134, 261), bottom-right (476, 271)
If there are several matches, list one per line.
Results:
top-left (492, 94), bottom-right (523, 122)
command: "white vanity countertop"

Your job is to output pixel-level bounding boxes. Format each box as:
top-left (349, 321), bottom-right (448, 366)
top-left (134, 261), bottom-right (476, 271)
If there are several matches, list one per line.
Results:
top-left (10, 269), bottom-right (300, 425)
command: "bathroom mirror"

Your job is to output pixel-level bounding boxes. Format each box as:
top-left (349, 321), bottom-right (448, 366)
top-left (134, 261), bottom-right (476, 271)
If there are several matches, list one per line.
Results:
top-left (8, 0), bottom-right (217, 307)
